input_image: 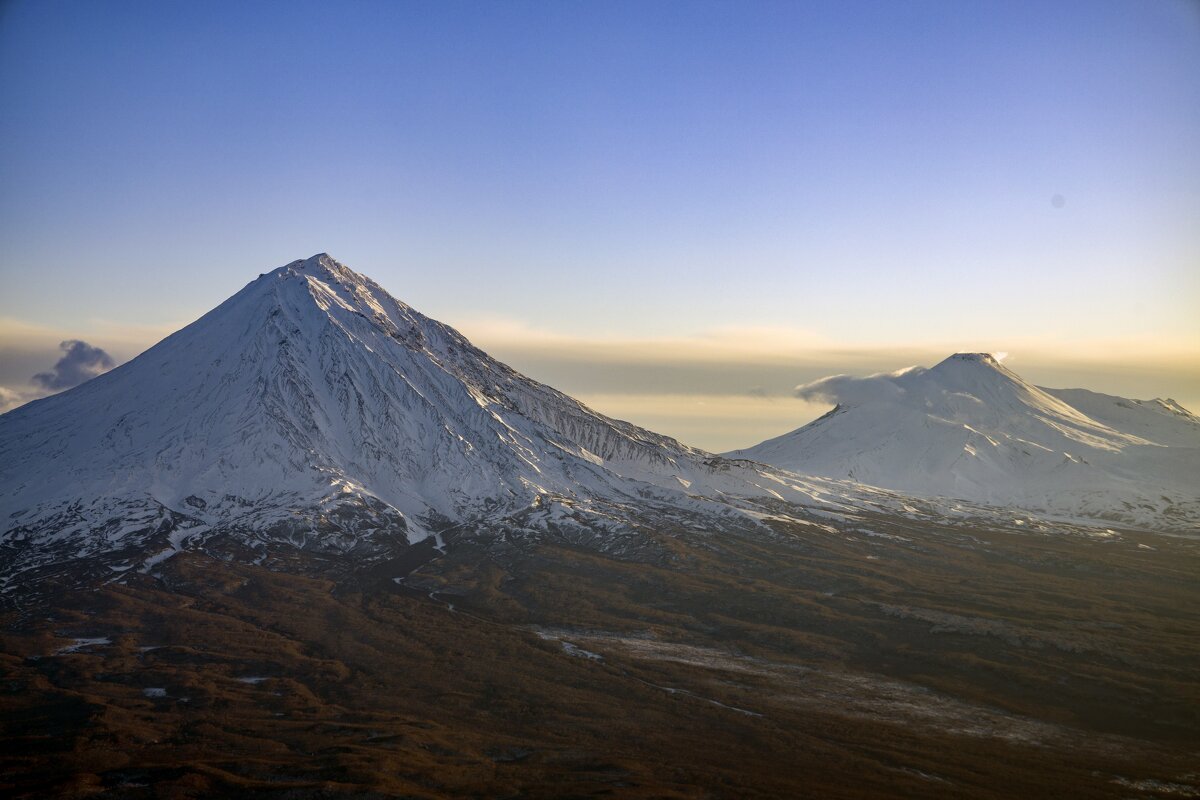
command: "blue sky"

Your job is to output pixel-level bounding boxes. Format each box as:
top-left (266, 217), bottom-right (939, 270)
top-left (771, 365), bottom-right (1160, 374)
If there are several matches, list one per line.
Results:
top-left (1, 1), bottom-right (1197, 447)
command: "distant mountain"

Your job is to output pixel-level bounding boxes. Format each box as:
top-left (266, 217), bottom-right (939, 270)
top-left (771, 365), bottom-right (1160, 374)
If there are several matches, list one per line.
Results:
top-left (727, 353), bottom-right (1200, 531)
top-left (0, 254), bottom-right (909, 590)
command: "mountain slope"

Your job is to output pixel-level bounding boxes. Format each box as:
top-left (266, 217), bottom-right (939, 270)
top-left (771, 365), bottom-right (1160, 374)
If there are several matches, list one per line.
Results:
top-left (727, 353), bottom-right (1200, 532)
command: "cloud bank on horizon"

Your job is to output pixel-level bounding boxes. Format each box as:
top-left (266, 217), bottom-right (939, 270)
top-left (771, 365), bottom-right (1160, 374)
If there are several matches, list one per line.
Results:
top-left (1, 317), bottom-right (1197, 452)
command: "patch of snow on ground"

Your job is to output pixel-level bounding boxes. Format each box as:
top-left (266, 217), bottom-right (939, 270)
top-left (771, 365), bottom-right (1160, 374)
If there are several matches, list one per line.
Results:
top-left (55, 637), bottom-right (111, 654)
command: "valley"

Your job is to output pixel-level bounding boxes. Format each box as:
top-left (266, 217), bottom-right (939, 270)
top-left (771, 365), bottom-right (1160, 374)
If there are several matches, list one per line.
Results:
top-left (4, 511), bottom-right (1197, 798)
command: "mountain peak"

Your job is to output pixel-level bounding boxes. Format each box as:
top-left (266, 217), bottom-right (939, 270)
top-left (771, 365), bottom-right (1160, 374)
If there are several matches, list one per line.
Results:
top-left (936, 352), bottom-right (1003, 369)
top-left (298, 252), bottom-right (335, 267)
top-left (264, 254), bottom-right (408, 330)
top-left (279, 252), bottom-right (356, 282)
top-left (927, 353), bottom-right (1019, 387)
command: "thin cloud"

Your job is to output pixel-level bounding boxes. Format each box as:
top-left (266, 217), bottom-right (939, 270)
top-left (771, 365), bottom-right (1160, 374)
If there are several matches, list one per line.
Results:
top-left (454, 316), bottom-right (841, 365)
top-left (793, 369), bottom-right (919, 406)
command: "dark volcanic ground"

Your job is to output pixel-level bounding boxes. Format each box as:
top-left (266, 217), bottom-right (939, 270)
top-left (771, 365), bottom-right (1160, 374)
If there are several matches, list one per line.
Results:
top-left (2, 512), bottom-right (1198, 799)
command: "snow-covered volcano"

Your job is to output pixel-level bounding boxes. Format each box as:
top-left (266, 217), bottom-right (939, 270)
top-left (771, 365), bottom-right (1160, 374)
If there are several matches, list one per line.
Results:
top-left (3, 254), bottom-right (899, 583)
top-left (728, 353), bottom-right (1200, 531)
top-left (0, 256), bottom-right (704, 545)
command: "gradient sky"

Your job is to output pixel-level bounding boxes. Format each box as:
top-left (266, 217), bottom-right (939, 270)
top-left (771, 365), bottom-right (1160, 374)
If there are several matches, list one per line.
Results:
top-left (1, 1), bottom-right (1198, 450)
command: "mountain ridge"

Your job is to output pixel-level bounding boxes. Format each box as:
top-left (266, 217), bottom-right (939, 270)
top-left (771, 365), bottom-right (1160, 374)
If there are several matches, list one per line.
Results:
top-left (3, 259), bottom-right (1194, 597)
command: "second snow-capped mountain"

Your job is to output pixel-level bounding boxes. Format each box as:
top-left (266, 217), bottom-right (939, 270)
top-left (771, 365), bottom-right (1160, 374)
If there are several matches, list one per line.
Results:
top-left (727, 353), bottom-right (1200, 531)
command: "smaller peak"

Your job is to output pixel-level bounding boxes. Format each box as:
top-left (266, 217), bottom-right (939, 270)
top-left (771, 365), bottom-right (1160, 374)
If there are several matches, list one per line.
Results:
top-left (950, 352), bottom-right (999, 363)
top-left (1154, 398), bottom-right (1197, 418)
top-left (934, 352), bottom-right (1005, 370)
